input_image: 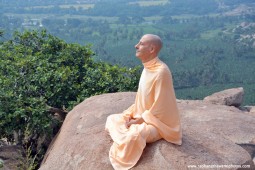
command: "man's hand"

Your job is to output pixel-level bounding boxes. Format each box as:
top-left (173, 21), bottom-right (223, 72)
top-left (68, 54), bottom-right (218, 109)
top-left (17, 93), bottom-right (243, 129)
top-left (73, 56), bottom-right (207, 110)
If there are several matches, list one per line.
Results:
top-left (125, 117), bottom-right (144, 128)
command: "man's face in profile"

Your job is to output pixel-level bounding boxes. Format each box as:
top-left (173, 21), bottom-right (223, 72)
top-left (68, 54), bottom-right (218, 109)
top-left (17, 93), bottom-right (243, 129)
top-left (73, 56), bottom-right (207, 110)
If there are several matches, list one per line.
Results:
top-left (135, 36), bottom-right (152, 61)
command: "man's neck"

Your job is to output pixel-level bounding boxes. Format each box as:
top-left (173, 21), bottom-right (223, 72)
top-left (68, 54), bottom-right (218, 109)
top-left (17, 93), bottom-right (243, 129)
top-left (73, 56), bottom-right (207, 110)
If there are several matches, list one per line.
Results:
top-left (142, 56), bottom-right (157, 63)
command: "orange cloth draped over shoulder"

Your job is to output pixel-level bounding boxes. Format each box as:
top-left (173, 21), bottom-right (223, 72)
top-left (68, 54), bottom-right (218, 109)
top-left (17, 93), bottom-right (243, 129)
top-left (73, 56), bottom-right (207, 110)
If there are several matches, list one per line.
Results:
top-left (105, 57), bottom-right (182, 170)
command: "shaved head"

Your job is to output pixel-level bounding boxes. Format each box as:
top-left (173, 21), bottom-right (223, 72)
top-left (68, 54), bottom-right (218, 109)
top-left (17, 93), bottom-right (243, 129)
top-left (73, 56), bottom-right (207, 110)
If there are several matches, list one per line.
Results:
top-left (142, 34), bottom-right (163, 53)
top-left (135, 34), bottom-right (163, 63)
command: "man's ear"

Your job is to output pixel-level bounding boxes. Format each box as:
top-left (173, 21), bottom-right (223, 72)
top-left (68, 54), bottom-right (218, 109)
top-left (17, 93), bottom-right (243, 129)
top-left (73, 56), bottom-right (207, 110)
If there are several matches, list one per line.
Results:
top-left (150, 45), bottom-right (155, 53)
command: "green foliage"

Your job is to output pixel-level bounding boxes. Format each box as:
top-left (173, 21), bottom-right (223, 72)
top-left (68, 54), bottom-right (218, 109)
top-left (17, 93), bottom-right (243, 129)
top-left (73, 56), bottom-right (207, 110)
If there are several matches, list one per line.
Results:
top-left (19, 126), bottom-right (39, 170)
top-left (0, 159), bottom-right (3, 168)
top-left (0, 29), bottom-right (139, 146)
top-left (20, 145), bottom-right (38, 170)
top-left (0, 30), bottom-right (3, 37)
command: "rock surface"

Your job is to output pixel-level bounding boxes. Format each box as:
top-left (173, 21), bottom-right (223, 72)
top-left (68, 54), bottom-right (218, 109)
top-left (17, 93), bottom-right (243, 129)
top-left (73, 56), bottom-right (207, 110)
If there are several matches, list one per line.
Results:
top-left (39, 90), bottom-right (255, 170)
top-left (245, 106), bottom-right (255, 113)
top-left (251, 106), bottom-right (255, 113)
top-left (203, 87), bottom-right (244, 107)
top-left (0, 142), bottom-right (24, 170)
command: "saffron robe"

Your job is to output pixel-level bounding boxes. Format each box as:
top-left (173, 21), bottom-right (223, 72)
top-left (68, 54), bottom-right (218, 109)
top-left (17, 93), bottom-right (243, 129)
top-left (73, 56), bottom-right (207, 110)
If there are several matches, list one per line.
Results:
top-left (105, 57), bottom-right (182, 170)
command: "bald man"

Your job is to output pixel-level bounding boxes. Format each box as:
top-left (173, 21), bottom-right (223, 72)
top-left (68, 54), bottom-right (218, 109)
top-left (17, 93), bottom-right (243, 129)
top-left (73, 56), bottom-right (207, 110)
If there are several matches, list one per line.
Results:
top-left (105, 34), bottom-right (182, 170)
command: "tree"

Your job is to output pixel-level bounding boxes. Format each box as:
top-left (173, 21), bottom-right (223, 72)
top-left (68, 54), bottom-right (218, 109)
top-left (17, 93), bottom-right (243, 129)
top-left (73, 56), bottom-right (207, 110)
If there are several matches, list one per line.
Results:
top-left (67, 18), bottom-right (82, 28)
top-left (118, 16), bottom-right (132, 25)
top-left (131, 16), bottom-right (145, 24)
top-left (0, 29), bottom-right (140, 166)
top-left (160, 16), bottom-right (173, 24)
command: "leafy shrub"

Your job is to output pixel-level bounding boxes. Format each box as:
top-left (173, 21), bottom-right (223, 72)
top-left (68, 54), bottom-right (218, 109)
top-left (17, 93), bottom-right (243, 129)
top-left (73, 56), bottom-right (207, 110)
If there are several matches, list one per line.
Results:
top-left (0, 29), bottom-right (140, 165)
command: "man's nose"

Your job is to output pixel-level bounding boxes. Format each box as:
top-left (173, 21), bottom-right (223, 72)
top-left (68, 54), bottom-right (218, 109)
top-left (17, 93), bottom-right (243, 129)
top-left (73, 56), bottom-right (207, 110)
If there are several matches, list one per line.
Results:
top-left (135, 44), bottom-right (138, 49)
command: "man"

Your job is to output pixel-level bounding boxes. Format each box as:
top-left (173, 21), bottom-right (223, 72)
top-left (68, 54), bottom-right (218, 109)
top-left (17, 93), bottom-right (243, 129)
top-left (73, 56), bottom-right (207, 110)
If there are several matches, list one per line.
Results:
top-left (105, 34), bottom-right (182, 170)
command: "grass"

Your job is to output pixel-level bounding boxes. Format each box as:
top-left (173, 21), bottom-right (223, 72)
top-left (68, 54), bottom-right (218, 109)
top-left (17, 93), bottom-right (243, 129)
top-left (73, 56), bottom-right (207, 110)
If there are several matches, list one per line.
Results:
top-left (129, 0), bottom-right (169, 6)
top-left (5, 13), bottom-right (118, 23)
top-left (172, 14), bottom-right (202, 20)
top-left (0, 159), bottom-right (3, 168)
top-left (24, 5), bottom-right (55, 9)
top-left (59, 4), bottom-right (94, 10)
top-left (5, 13), bottom-right (52, 19)
top-left (200, 29), bottom-right (221, 39)
top-left (24, 4), bottom-right (95, 10)
top-left (58, 15), bottom-right (118, 22)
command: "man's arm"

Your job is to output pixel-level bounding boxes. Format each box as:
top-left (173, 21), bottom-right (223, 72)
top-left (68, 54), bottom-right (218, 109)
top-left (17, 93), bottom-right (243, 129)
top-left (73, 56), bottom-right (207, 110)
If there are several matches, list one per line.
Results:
top-left (123, 104), bottom-right (135, 121)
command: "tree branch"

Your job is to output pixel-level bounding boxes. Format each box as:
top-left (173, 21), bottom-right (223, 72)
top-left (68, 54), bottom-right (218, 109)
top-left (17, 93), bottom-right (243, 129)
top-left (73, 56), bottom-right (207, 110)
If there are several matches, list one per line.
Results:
top-left (48, 106), bottom-right (68, 121)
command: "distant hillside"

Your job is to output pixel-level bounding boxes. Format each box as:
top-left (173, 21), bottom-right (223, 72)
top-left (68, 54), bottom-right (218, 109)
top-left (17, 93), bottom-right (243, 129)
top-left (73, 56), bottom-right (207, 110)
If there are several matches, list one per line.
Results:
top-left (1, 0), bottom-right (255, 105)
top-left (1, 0), bottom-right (255, 16)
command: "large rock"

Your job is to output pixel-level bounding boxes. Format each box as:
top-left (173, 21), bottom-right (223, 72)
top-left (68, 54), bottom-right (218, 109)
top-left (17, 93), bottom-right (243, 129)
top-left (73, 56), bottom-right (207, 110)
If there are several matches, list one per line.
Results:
top-left (203, 87), bottom-right (244, 107)
top-left (250, 106), bottom-right (255, 113)
top-left (0, 143), bottom-right (24, 170)
top-left (244, 106), bottom-right (255, 113)
top-left (40, 91), bottom-right (255, 170)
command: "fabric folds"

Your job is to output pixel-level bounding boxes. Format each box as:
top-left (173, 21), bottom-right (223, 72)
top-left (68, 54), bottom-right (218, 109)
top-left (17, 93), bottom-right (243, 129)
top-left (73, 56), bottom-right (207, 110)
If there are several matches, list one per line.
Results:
top-left (105, 57), bottom-right (182, 170)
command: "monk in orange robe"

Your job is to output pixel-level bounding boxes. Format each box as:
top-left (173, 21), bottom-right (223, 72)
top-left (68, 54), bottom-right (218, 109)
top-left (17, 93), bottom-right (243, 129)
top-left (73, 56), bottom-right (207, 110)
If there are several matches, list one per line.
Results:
top-left (105, 34), bottom-right (182, 170)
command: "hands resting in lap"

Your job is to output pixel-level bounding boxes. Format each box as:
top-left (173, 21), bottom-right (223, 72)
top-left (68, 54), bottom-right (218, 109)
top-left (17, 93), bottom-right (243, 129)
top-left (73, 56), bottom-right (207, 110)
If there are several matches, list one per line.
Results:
top-left (125, 117), bottom-right (144, 128)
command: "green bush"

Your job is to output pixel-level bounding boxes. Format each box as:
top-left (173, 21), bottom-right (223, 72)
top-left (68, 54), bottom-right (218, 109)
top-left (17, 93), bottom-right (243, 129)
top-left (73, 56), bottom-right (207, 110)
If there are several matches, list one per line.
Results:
top-left (0, 29), bottom-right (140, 159)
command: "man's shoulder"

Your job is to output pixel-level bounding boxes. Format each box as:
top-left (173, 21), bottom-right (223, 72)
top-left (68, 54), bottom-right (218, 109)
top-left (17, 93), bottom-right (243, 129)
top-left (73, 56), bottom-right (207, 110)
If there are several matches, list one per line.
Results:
top-left (158, 61), bottom-right (171, 75)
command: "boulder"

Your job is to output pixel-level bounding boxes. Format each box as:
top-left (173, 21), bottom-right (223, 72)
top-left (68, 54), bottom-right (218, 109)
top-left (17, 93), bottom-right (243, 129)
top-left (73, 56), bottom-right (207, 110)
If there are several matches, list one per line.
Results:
top-left (0, 144), bottom-right (24, 170)
top-left (203, 87), bottom-right (244, 107)
top-left (40, 91), bottom-right (255, 170)
top-left (251, 106), bottom-right (255, 113)
top-left (246, 106), bottom-right (255, 113)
